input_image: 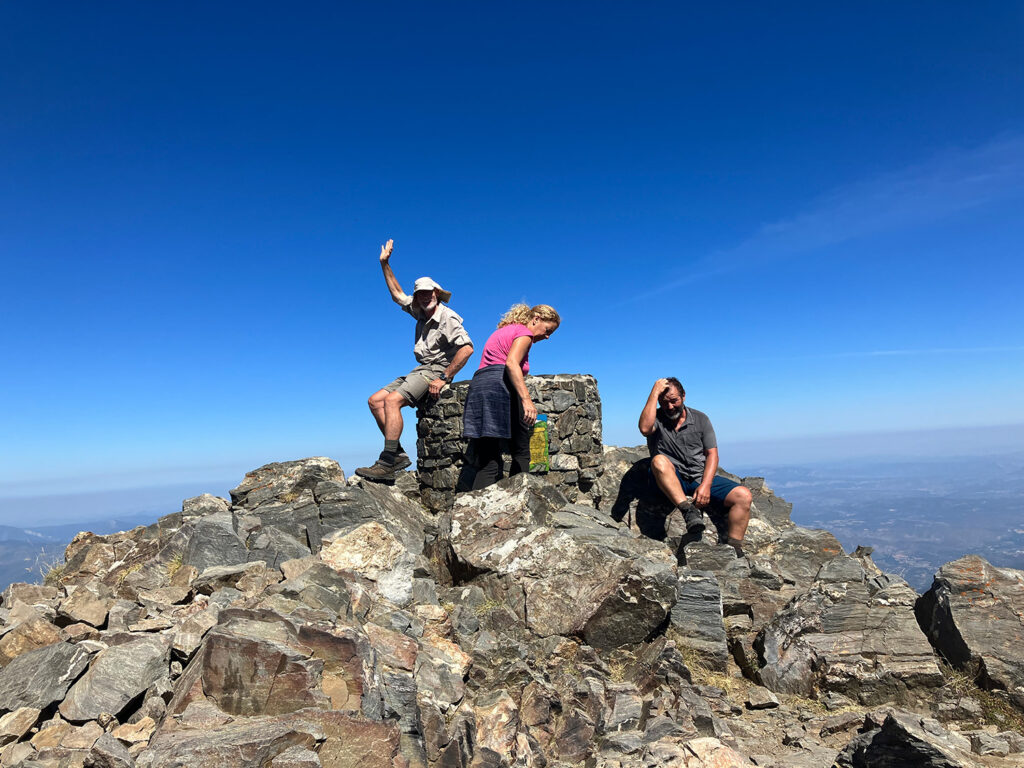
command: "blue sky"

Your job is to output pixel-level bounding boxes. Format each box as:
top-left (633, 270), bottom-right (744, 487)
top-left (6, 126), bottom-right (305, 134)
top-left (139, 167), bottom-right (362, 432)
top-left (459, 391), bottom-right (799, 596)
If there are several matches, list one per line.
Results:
top-left (3, 3), bottom-right (1024, 497)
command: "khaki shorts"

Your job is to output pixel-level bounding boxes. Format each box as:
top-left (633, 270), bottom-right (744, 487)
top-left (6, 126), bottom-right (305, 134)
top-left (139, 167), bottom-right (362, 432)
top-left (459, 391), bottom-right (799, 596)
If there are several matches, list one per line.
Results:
top-left (383, 365), bottom-right (444, 405)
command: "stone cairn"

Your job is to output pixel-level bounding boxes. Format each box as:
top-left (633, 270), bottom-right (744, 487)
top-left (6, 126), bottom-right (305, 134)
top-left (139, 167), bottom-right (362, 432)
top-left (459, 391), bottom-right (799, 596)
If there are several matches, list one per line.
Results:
top-left (415, 373), bottom-right (603, 510)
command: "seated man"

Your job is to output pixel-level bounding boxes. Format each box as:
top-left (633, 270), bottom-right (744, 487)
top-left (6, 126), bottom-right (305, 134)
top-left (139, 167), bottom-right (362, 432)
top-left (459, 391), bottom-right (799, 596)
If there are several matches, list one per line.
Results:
top-left (356, 239), bottom-right (474, 482)
top-left (638, 377), bottom-right (752, 557)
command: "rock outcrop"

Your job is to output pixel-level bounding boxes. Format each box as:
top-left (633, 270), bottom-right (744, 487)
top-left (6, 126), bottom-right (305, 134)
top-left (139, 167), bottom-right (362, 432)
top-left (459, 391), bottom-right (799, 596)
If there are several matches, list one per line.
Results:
top-left (0, 450), bottom-right (1022, 768)
top-left (916, 555), bottom-right (1024, 708)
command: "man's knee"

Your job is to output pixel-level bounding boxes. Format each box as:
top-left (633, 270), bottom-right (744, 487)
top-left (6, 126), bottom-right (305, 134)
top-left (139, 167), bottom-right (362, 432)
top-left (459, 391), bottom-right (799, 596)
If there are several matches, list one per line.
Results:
top-left (728, 485), bottom-right (753, 512)
top-left (384, 390), bottom-right (409, 409)
top-left (368, 391), bottom-right (387, 410)
top-left (651, 454), bottom-right (674, 475)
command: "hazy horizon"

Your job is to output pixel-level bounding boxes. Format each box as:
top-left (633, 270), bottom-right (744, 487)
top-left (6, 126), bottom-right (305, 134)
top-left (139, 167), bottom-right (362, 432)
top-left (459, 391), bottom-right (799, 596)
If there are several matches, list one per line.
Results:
top-left (2, 422), bottom-right (1021, 528)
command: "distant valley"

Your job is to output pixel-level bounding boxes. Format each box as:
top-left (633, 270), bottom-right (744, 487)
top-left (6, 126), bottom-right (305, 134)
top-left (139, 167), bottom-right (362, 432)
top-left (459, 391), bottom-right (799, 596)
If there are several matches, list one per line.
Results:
top-left (735, 451), bottom-right (1024, 592)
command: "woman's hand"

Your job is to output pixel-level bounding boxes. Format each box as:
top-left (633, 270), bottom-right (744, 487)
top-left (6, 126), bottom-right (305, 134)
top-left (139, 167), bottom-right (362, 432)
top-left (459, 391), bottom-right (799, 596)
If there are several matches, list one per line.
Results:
top-left (522, 399), bottom-right (538, 425)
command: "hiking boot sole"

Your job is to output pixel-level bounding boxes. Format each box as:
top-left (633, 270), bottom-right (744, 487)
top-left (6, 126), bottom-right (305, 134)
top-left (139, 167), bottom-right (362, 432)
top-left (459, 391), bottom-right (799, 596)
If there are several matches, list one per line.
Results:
top-left (355, 465), bottom-right (396, 482)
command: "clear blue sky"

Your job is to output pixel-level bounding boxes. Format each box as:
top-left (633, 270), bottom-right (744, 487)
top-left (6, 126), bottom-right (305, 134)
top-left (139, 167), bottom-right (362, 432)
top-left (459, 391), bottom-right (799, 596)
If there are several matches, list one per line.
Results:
top-left (3, 3), bottom-right (1024, 494)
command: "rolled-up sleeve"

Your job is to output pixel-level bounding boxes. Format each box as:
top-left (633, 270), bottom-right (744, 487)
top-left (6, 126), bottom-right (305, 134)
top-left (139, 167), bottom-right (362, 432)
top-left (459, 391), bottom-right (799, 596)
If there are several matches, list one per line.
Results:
top-left (441, 312), bottom-right (472, 348)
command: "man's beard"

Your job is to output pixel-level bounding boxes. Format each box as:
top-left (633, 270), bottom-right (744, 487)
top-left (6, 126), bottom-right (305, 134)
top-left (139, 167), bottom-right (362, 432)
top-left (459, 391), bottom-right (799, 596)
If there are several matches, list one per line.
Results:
top-left (421, 297), bottom-right (438, 313)
top-left (663, 404), bottom-right (682, 420)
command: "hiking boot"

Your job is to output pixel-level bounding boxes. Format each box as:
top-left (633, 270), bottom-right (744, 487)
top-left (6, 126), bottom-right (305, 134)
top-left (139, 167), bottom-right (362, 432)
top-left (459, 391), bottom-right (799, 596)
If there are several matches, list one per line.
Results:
top-left (682, 507), bottom-right (705, 535)
top-left (392, 452), bottom-right (412, 472)
top-left (726, 537), bottom-right (745, 559)
top-left (355, 460), bottom-right (396, 482)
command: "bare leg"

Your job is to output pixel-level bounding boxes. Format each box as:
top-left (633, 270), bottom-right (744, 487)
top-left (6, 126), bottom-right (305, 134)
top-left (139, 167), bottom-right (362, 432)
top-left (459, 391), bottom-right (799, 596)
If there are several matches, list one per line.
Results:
top-left (722, 485), bottom-right (753, 541)
top-left (368, 390), bottom-right (389, 435)
top-left (383, 391), bottom-right (408, 442)
top-left (650, 455), bottom-right (687, 506)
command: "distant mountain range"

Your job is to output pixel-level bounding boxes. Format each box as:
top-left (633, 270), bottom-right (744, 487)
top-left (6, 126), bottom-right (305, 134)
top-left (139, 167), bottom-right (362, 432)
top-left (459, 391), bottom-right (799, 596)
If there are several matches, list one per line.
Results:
top-left (0, 515), bottom-right (156, 591)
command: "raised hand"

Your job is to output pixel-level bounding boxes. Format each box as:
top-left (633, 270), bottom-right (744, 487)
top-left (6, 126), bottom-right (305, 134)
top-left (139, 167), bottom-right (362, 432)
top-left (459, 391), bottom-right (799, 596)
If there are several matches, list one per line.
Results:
top-left (380, 239), bottom-right (394, 263)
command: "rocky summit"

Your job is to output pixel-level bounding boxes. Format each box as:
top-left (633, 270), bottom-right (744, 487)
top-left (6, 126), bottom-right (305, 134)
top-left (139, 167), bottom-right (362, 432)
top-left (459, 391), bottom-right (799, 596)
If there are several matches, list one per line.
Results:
top-left (2, 451), bottom-right (1024, 767)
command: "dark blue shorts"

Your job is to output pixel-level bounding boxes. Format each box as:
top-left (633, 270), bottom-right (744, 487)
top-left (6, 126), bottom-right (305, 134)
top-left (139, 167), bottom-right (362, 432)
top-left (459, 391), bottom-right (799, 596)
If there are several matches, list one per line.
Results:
top-left (649, 465), bottom-right (740, 510)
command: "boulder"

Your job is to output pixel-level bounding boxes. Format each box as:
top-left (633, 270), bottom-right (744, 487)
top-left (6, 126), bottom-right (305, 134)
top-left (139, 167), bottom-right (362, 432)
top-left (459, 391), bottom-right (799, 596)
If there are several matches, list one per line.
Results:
top-left (60, 636), bottom-right (172, 722)
top-left (0, 613), bottom-right (68, 667)
top-left (136, 714), bottom-right (325, 768)
top-left (181, 513), bottom-right (247, 573)
top-left (0, 642), bottom-right (91, 714)
top-left (230, 457), bottom-right (344, 510)
top-left (447, 474), bottom-right (677, 649)
top-left (669, 570), bottom-right (728, 671)
top-left (320, 522), bottom-right (416, 607)
top-left (86, 732), bottom-right (136, 768)
top-left (0, 707), bottom-right (40, 746)
top-left (756, 556), bottom-right (942, 704)
top-left (916, 555), bottom-right (1024, 707)
top-left (835, 710), bottom-right (978, 767)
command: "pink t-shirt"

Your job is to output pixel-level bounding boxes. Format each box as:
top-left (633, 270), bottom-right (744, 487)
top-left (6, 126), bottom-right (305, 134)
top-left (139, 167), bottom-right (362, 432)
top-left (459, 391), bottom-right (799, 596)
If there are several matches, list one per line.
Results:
top-left (477, 323), bottom-right (532, 373)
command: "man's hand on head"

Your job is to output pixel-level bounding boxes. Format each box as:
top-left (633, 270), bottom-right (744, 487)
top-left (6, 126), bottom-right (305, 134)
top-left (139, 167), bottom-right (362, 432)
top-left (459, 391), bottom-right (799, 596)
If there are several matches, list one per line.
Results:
top-left (380, 239), bottom-right (394, 263)
top-left (428, 378), bottom-right (445, 399)
top-left (653, 378), bottom-right (670, 397)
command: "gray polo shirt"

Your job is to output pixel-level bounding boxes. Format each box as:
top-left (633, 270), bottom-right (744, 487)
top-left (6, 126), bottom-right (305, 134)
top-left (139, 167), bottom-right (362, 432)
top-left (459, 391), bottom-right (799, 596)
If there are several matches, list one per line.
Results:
top-left (647, 406), bottom-right (718, 482)
top-left (399, 295), bottom-right (472, 367)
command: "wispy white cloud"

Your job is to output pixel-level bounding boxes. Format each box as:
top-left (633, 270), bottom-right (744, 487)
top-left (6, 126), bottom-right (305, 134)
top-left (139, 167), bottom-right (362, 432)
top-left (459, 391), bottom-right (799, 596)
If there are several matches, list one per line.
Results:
top-left (628, 134), bottom-right (1024, 301)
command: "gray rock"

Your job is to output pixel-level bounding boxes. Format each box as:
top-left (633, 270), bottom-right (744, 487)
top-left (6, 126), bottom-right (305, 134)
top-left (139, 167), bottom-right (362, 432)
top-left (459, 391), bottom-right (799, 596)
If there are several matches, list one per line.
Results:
top-left (181, 493), bottom-right (229, 518)
top-left (270, 745), bottom-right (321, 767)
top-left (86, 732), bottom-right (136, 768)
top-left (0, 642), bottom-right (91, 714)
top-left (968, 730), bottom-right (1009, 756)
top-left (181, 513), bottom-right (247, 572)
top-left (756, 556), bottom-right (942, 704)
top-left (448, 475), bottom-right (677, 649)
top-left (60, 635), bottom-right (172, 722)
top-left (669, 570), bottom-right (728, 671)
top-left (835, 710), bottom-right (977, 767)
top-left (230, 457), bottom-right (344, 510)
top-left (136, 714), bottom-right (324, 768)
top-left (745, 687), bottom-right (779, 710)
top-left (916, 555), bottom-right (1024, 707)
top-left (246, 527), bottom-right (312, 570)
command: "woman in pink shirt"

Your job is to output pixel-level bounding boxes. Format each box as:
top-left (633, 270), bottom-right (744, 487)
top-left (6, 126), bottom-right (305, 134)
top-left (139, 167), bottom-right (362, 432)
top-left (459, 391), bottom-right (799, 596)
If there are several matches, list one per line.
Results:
top-left (462, 303), bottom-right (561, 490)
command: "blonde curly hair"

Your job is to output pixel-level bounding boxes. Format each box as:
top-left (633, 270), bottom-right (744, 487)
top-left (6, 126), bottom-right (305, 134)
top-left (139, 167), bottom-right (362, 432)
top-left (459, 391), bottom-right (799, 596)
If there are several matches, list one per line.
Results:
top-left (497, 303), bottom-right (561, 329)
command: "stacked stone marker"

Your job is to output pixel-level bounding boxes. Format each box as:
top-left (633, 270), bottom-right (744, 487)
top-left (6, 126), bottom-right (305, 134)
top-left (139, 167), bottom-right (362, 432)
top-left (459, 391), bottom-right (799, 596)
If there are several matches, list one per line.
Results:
top-left (415, 374), bottom-right (604, 511)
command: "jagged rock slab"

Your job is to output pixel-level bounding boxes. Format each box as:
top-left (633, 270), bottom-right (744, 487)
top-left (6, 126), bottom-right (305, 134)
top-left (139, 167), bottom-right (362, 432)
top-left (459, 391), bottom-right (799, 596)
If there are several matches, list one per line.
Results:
top-left (60, 635), bottom-right (172, 722)
top-left (320, 522), bottom-right (417, 607)
top-left (231, 457), bottom-right (344, 510)
top-left (87, 732), bottom-right (137, 768)
top-left (756, 556), bottom-right (942, 704)
top-left (670, 569), bottom-right (728, 670)
top-left (916, 555), bottom-right (1024, 708)
top-left (448, 474), bottom-right (677, 649)
top-left (168, 608), bottom-right (377, 719)
top-left (835, 710), bottom-right (979, 767)
top-left (0, 612), bottom-right (68, 667)
top-left (136, 714), bottom-right (325, 768)
top-left (181, 513), bottom-right (248, 573)
top-left (0, 642), bottom-right (91, 714)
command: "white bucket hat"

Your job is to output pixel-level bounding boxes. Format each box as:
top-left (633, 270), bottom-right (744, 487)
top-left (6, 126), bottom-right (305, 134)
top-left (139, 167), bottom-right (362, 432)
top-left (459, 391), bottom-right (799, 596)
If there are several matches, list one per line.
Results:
top-left (413, 277), bottom-right (452, 303)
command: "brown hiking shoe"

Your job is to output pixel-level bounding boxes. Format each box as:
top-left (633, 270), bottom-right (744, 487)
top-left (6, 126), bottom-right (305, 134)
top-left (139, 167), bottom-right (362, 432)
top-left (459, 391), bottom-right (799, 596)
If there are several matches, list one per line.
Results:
top-left (355, 460), bottom-right (396, 482)
top-left (392, 452), bottom-right (412, 472)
